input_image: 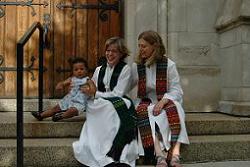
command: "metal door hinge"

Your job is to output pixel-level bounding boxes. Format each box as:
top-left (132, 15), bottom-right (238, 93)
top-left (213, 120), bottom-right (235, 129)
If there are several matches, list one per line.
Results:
top-left (0, 0), bottom-right (48, 18)
top-left (56, 0), bottom-right (120, 21)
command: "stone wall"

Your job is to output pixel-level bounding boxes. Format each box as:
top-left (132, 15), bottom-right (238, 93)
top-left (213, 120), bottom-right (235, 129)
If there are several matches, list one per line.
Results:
top-left (216, 0), bottom-right (250, 116)
top-left (124, 0), bottom-right (223, 112)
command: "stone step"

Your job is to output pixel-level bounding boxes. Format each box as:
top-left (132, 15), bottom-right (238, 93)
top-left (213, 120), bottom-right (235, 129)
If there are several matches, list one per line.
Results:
top-left (0, 112), bottom-right (250, 138)
top-left (0, 112), bottom-right (85, 138)
top-left (0, 99), bottom-right (59, 112)
top-left (186, 113), bottom-right (250, 135)
top-left (1, 134), bottom-right (250, 166)
top-left (182, 134), bottom-right (250, 162)
top-left (0, 138), bottom-right (79, 167)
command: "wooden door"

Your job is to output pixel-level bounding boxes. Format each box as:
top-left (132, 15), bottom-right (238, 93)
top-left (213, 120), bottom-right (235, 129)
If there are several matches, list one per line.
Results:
top-left (0, 0), bottom-right (123, 98)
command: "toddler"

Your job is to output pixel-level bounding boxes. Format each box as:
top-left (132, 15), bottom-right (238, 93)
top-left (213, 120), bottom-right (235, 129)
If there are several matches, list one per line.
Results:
top-left (31, 57), bottom-right (89, 121)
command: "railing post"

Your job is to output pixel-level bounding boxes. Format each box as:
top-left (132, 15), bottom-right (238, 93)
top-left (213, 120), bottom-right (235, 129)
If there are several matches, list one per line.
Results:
top-left (16, 44), bottom-right (24, 167)
top-left (16, 22), bottom-right (44, 167)
top-left (39, 27), bottom-right (44, 112)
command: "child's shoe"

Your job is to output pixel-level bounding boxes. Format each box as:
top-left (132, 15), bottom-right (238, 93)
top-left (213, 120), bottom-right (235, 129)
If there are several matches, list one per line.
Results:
top-left (31, 111), bottom-right (43, 121)
top-left (52, 112), bottom-right (64, 122)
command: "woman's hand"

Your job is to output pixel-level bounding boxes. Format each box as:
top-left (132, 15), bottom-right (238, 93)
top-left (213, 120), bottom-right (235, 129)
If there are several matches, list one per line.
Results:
top-left (153, 98), bottom-right (169, 116)
top-left (81, 79), bottom-right (96, 98)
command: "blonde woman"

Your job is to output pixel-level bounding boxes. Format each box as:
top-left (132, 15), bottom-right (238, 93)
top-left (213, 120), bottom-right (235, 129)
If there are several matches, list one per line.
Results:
top-left (131, 31), bottom-right (189, 167)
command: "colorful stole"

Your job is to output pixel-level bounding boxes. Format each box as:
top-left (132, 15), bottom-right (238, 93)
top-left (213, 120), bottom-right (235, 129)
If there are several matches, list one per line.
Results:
top-left (136, 98), bottom-right (155, 164)
top-left (97, 62), bottom-right (137, 161)
top-left (104, 96), bottom-right (137, 161)
top-left (97, 61), bottom-right (126, 92)
top-left (136, 58), bottom-right (181, 160)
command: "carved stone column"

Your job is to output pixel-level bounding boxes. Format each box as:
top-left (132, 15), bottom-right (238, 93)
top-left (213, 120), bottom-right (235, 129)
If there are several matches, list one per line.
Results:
top-left (216, 0), bottom-right (250, 116)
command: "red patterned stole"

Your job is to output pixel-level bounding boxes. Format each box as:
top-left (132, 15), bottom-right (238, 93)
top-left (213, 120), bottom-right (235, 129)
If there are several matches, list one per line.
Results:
top-left (136, 98), bottom-right (153, 148)
top-left (156, 58), bottom-right (168, 101)
top-left (164, 100), bottom-right (181, 142)
top-left (137, 63), bottom-right (147, 99)
top-left (136, 58), bottom-right (181, 156)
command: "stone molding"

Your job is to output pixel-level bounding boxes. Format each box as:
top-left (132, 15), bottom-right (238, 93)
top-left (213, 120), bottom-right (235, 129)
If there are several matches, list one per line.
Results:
top-left (220, 101), bottom-right (250, 117)
top-left (217, 0), bottom-right (250, 116)
top-left (215, 0), bottom-right (250, 32)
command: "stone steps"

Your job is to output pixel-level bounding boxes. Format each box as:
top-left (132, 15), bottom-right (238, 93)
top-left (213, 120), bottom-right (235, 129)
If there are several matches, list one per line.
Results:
top-left (182, 134), bottom-right (250, 162)
top-left (1, 112), bottom-right (250, 138)
top-left (186, 113), bottom-right (250, 135)
top-left (1, 99), bottom-right (250, 166)
top-left (0, 138), bottom-right (79, 167)
top-left (0, 99), bottom-right (59, 112)
top-left (1, 134), bottom-right (250, 166)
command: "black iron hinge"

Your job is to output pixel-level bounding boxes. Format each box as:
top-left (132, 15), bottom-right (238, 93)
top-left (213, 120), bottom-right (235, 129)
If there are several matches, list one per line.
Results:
top-left (56, 0), bottom-right (120, 21)
top-left (0, 0), bottom-right (48, 18)
top-left (0, 55), bottom-right (47, 84)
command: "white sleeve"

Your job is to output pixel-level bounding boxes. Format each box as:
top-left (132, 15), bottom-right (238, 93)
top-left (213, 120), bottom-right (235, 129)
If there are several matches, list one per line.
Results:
top-left (95, 64), bottom-right (132, 98)
top-left (91, 66), bottom-right (101, 86)
top-left (129, 62), bottom-right (139, 91)
top-left (163, 61), bottom-right (183, 103)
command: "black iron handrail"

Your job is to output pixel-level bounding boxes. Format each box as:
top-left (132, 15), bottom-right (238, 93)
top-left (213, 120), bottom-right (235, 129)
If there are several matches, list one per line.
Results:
top-left (16, 21), bottom-right (44, 167)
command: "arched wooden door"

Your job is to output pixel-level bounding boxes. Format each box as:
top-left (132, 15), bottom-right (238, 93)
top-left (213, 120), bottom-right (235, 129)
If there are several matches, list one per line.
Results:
top-left (0, 0), bottom-right (123, 98)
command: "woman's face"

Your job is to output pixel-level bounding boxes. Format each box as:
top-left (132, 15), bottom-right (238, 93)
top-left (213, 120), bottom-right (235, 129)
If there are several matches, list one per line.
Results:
top-left (105, 44), bottom-right (122, 67)
top-left (138, 39), bottom-right (155, 60)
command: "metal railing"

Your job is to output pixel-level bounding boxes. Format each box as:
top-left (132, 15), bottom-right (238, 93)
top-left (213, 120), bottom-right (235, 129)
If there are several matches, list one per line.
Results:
top-left (16, 22), bottom-right (44, 167)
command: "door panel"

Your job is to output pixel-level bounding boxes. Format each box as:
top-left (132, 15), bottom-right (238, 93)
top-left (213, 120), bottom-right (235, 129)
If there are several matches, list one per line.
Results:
top-left (0, 0), bottom-right (123, 98)
top-left (3, 4), bottom-right (18, 97)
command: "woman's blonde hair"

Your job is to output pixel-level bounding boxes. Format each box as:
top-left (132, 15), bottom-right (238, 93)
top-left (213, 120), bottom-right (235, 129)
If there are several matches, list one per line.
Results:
top-left (136, 30), bottom-right (166, 65)
top-left (105, 37), bottom-right (130, 61)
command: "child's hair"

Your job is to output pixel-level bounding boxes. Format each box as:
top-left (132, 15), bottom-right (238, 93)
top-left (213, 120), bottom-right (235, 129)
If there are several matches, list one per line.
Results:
top-left (69, 57), bottom-right (88, 71)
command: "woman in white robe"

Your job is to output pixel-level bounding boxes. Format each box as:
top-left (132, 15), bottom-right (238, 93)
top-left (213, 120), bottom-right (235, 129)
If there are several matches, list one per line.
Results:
top-left (73, 37), bottom-right (138, 167)
top-left (131, 31), bottom-right (189, 167)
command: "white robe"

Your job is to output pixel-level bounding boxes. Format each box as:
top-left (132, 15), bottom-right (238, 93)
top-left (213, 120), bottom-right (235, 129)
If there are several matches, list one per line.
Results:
top-left (130, 58), bottom-right (190, 154)
top-left (73, 64), bottom-right (138, 167)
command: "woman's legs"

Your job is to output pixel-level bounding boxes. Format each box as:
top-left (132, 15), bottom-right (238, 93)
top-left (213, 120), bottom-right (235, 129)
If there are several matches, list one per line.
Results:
top-left (155, 140), bottom-right (182, 167)
top-left (154, 131), bottom-right (182, 167)
top-left (169, 142), bottom-right (182, 167)
top-left (154, 137), bottom-right (168, 167)
top-left (172, 142), bottom-right (181, 156)
top-left (154, 137), bottom-right (165, 157)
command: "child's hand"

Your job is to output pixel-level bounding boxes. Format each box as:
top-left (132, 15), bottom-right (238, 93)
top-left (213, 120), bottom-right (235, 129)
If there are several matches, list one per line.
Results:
top-left (81, 80), bottom-right (96, 97)
top-left (55, 82), bottom-right (64, 91)
top-left (56, 78), bottom-right (72, 92)
top-left (68, 80), bottom-right (74, 92)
